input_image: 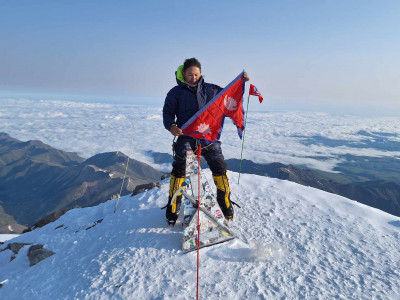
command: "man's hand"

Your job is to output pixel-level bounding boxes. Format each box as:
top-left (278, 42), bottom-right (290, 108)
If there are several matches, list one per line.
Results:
top-left (170, 124), bottom-right (183, 136)
top-left (244, 72), bottom-right (250, 82)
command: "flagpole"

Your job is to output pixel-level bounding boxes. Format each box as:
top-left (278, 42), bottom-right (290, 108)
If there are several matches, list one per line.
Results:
top-left (238, 93), bottom-right (251, 184)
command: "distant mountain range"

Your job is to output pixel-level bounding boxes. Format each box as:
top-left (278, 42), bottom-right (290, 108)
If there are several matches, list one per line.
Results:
top-left (147, 151), bottom-right (400, 218)
top-left (2, 133), bottom-right (399, 234)
top-left (0, 133), bottom-right (164, 233)
top-left (226, 159), bottom-right (400, 217)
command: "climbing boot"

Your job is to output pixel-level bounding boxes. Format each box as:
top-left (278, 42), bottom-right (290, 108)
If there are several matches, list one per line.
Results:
top-left (212, 172), bottom-right (234, 220)
top-left (166, 174), bottom-right (185, 225)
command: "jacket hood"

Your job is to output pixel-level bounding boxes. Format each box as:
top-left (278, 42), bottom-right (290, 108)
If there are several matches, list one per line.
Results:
top-left (175, 65), bottom-right (204, 87)
top-left (175, 65), bottom-right (185, 84)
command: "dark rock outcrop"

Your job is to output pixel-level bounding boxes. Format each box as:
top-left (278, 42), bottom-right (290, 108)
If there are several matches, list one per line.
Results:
top-left (0, 242), bottom-right (32, 254)
top-left (85, 219), bottom-right (103, 230)
top-left (161, 174), bottom-right (170, 180)
top-left (131, 182), bottom-right (162, 196)
top-left (27, 244), bottom-right (55, 266)
top-left (23, 207), bottom-right (75, 233)
top-left (0, 242), bottom-right (55, 266)
top-left (0, 242), bottom-right (33, 261)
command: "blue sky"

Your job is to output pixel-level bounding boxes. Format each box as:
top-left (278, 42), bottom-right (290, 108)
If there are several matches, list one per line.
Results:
top-left (1, 1), bottom-right (399, 116)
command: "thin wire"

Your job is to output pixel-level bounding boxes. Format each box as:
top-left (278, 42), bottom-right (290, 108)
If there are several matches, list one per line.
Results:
top-left (238, 94), bottom-right (251, 184)
top-left (114, 122), bottom-right (135, 214)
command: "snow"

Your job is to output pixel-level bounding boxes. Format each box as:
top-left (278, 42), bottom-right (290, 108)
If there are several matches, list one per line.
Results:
top-left (1, 171), bottom-right (399, 299)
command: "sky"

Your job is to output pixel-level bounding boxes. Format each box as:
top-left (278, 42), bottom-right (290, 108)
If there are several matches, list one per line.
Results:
top-left (1, 1), bottom-right (399, 116)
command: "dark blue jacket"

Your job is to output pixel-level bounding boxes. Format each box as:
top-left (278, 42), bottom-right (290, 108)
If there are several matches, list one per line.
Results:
top-left (163, 75), bottom-right (222, 131)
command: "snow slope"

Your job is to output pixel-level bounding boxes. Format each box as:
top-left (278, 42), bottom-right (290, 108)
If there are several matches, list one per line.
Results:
top-left (0, 171), bottom-right (399, 299)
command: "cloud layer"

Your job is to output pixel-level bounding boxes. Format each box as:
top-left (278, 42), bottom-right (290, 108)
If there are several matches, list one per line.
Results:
top-left (1, 99), bottom-right (399, 172)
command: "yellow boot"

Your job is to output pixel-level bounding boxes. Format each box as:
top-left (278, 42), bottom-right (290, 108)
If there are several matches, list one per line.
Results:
top-left (166, 174), bottom-right (185, 225)
top-left (212, 172), bottom-right (234, 219)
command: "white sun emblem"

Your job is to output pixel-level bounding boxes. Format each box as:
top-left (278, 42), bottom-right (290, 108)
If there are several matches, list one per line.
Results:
top-left (197, 123), bottom-right (212, 135)
top-left (224, 95), bottom-right (238, 111)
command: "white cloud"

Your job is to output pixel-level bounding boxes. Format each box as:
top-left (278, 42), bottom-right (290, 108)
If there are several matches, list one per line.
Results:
top-left (1, 99), bottom-right (399, 173)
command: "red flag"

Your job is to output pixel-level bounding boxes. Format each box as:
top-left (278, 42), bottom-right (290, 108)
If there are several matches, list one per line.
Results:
top-left (181, 72), bottom-right (245, 142)
top-left (249, 84), bottom-right (263, 103)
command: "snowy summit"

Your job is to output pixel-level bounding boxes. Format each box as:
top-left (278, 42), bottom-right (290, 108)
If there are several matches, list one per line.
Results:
top-left (0, 171), bottom-right (399, 299)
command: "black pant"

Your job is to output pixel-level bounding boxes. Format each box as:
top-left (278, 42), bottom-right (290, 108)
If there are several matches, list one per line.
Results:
top-left (171, 137), bottom-right (227, 178)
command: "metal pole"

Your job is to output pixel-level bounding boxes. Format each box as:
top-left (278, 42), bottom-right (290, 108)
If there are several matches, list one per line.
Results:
top-left (114, 122), bottom-right (135, 213)
top-left (238, 94), bottom-right (251, 184)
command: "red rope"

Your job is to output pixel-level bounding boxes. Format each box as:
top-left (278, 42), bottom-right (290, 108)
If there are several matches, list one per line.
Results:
top-left (196, 144), bottom-right (202, 300)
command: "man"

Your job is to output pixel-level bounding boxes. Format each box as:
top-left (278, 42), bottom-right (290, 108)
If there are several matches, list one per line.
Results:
top-left (163, 58), bottom-right (249, 225)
